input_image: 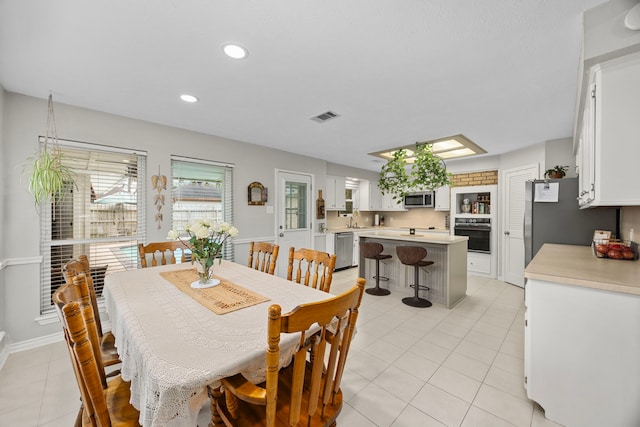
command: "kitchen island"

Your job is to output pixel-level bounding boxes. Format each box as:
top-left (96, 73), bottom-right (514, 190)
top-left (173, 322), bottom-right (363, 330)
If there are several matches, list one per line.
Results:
top-left (358, 230), bottom-right (468, 308)
top-left (524, 244), bottom-right (640, 427)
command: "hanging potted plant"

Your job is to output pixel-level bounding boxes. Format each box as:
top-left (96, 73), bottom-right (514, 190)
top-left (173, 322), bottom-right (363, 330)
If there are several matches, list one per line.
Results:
top-left (378, 143), bottom-right (451, 204)
top-left (378, 148), bottom-right (411, 204)
top-left (409, 143), bottom-right (452, 191)
top-left (24, 95), bottom-right (75, 208)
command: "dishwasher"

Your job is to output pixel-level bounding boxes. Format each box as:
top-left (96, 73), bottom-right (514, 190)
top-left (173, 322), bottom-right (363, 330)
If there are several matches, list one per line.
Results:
top-left (334, 232), bottom-right (354, 270)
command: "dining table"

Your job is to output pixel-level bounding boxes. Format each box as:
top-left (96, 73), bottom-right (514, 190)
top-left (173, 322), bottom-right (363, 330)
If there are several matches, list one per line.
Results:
top-left (103, 261), bottom-right (334, 427)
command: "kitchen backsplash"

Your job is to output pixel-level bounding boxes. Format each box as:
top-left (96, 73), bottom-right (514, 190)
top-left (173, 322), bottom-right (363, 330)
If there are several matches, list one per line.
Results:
top-left (326, 209), bottom-right (448, 230)
top-left (621, 206), bottom-right (640, 242)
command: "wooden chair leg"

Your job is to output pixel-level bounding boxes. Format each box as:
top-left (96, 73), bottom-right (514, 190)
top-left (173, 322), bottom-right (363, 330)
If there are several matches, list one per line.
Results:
top-left (207, 385), bottom-right (224, 427)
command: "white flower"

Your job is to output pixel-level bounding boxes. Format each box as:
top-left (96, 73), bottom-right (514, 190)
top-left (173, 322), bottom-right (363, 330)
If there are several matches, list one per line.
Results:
top-left (228, 226), bottom-right (239, 237)
top-left (167, 229), bottom-right (179, 240)
top-left (192, 224), bottom-right (210, 239)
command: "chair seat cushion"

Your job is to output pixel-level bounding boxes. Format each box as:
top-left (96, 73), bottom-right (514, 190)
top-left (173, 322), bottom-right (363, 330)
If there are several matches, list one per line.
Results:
top-left (416, 260), bottom-right (435, 267)
top-left (370, 254), bottom-right (392, 261)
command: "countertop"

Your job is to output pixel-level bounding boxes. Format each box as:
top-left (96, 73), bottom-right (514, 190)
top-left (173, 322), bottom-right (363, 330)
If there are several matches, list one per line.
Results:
top-left (524, 243), bottom-right (640, 296)
top-left (326, 226), bottom-right (450, 234)
top-left (357, 230), bottom-right (467, 245)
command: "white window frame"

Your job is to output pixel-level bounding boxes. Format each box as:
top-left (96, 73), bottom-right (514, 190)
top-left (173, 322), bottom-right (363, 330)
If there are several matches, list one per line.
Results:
top-left (170, 155), bottom-right (235, 261)
top-left (39, 138), bottom-right (147, 315)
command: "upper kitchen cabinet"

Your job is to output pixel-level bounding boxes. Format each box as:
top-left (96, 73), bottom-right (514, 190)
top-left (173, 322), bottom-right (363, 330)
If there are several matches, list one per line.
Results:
top-left (434, 185), bottom-right (450, 211)
top-left (380, 192), bottom-right (407, 211)
top-left (576, 52), bottom-right (640, 208)
top-left (325, 175), bottom-right (346, 210)
top-left (358, 180), bottom-right (382, 211)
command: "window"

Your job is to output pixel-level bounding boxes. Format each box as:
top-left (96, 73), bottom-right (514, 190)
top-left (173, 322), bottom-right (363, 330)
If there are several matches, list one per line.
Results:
top-left (284, 181), bottom-right (307, 230)
top-left (40, 140), bottom-right (146, 314)
top-left (171, 156), bottom-right (235, 260)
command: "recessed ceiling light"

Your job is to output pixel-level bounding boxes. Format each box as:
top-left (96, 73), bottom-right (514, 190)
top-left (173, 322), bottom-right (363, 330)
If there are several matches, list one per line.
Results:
top-left (180, 94), bottom-right (199, 103)
top-left (223, 44), bottom-right (248, 59)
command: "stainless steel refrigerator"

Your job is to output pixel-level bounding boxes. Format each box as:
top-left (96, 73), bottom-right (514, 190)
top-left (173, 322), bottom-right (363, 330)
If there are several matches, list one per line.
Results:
top-left (524, 177), bottom-right (618, 265)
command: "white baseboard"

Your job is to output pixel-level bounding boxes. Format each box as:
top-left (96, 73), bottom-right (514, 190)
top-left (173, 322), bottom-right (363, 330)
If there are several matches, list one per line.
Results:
top-left (9, 331), bottom-right (64, 354)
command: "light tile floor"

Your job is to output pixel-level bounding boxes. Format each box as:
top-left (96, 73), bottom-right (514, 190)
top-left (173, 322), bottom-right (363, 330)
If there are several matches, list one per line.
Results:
top-left (0, 268), bottom-right (564, 427)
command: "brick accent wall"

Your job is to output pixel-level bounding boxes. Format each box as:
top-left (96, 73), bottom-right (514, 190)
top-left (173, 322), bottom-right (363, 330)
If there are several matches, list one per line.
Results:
top-left (451, 170), bottom-right (498, 187)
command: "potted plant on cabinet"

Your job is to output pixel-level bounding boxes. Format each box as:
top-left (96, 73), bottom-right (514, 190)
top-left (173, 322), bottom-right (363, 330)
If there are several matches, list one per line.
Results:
top-left (378, 144), bottom-right (452, 204)
top-left (544, 165), bottom-right (569, 179)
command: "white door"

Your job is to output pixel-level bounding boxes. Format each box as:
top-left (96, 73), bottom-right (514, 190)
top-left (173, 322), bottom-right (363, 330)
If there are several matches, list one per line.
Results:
top-left (275, 170), bottom-right (313, 278)
top-left (503, 164), bottom-right (538, 286)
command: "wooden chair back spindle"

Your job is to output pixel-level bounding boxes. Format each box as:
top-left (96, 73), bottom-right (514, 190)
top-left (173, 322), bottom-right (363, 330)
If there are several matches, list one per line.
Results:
top-left (138, 241), bottom-right (188, 268)
top-left (248, 241), bottom-right (280, 275)
top-left (287, 247), bottom-right (337, 293)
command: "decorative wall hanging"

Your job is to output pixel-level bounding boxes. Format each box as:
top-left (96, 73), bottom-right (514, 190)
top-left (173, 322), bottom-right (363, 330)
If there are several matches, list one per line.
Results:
top-left (316, 190), bottom-right (325, 219)
top-left (152, 167), bottom-right (167, 229)
top-left (248, 182), bottom-right (267, 205)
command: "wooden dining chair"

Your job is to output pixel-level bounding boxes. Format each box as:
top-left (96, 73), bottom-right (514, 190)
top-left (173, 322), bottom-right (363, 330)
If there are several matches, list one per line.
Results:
top-left (138, 241), bottom-right (188, 268)
top-left (248, 241), bottom-right (280, 275)
top-left (287, 247), bottom-right (337, 293)
top-left (54, 275), bottom-right (141, 427)
top-left (210, 277), bottom-right (365, 427)
top-left (63, 256), bottom-right (121, 371)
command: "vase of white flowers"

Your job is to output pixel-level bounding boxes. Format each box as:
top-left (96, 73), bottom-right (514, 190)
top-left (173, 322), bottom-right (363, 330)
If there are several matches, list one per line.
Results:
top-left (167, 219), bottom-right (239, 289)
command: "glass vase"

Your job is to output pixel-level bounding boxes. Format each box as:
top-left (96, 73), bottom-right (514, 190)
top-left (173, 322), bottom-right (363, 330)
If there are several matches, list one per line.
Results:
top-left (191, 256), bottom-right (220, 289)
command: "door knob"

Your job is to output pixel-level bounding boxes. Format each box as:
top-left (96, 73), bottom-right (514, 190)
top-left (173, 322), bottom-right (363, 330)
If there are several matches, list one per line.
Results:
top-left (279, 233), bottom-right (284, 237)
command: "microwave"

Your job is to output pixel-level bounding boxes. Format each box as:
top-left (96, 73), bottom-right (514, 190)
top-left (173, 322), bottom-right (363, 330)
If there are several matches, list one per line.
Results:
top-left (404, 191), bottom-right (434, 208)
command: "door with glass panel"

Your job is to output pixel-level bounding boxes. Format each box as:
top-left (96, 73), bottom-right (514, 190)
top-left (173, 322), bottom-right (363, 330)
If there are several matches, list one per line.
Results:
top-left (275, 171), bottom-right (313, 278)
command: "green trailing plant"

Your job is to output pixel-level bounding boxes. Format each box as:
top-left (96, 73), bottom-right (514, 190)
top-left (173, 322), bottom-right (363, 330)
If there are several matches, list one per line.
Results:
top-left (24, 94), bottom-right (75, 207)
top-left (544, 165), bottom-right (568, 178)
top-left (378, 144), bottom-right (452, 204)
top-left (378, 148), bottom-right (411, 203)
top-left (410, 144), bottom-right (452, 191)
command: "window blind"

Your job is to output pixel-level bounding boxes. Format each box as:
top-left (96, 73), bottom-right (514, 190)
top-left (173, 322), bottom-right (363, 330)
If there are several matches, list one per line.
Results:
top-left (171, 156), bottom-right (235, 261)
top-left (39, 140), bottom-right (146, 314)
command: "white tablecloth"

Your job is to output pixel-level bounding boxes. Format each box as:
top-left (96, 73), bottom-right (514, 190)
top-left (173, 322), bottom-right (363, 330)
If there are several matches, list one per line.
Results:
top-left (103, 261), bottom-right (332, 427)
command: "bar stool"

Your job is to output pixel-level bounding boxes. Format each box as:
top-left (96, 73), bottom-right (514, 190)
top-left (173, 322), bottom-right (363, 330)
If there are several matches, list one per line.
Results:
top-left (396, 246), bottom-right (433, 307)
top-left (360, 242), bottom-right (392, 296)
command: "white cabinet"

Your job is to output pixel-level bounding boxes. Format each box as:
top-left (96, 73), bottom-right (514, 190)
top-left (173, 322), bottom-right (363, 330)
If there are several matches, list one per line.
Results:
top-left (466, 252), bottom-right (491, 274)
top-left (325, 176), bottom-right (346, 210)
top-left (358, 180), bottom-right (382, 211)
top-left (577, 53), bottom-right (640, 207)
top-left (525, 278), bottom-right (640, 427)
top-left (380, 192), bottom-right (407, 211)
top-left (434, 185), bottom-right (450, 211)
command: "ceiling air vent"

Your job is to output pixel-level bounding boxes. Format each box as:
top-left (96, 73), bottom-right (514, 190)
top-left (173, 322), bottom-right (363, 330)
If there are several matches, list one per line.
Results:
top-left (310, 111), bottom-right (339, 123)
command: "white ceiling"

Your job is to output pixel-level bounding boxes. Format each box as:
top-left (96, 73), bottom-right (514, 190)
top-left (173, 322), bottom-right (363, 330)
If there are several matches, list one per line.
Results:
top-left (0, 0), bottom-right (607, 172)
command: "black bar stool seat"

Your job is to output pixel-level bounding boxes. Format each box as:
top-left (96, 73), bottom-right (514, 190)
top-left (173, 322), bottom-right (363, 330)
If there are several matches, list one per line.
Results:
top-left (360, 242), bottom-right (392, 296)
top-left (396, 246), bottom-right (433, 307)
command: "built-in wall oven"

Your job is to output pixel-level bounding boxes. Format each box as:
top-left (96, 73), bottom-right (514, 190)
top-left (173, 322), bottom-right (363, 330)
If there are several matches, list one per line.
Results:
top-left (454, 218), bottom-right (491, 253)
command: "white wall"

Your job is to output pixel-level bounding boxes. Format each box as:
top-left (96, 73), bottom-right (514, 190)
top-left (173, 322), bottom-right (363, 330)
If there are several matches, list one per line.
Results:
top-left (2, 92), bottom-right (380, 345)
top-left (0, 85), bottom-right (7, 359)
top-left (584, 0), bottom-right (640, 62)
top-left (446, 154), bottom-right (500, 174)
top-left (545, 138), bottom-right (576, 178)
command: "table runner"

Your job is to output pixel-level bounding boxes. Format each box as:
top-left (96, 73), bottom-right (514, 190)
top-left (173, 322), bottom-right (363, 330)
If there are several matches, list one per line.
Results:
top-left (160, 268), bottom-right (270, 314)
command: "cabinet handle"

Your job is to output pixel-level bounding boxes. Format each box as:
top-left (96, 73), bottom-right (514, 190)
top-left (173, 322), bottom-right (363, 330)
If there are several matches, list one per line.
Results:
top-left (504, 231), bottom-right (510, 235)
